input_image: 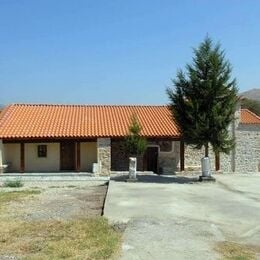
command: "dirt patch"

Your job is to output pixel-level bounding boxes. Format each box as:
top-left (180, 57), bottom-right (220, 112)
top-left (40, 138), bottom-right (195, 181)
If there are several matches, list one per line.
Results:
top-left (215, 241), bottom-right (260, 260)
top-left (6, 184), bottom-right (108, 221)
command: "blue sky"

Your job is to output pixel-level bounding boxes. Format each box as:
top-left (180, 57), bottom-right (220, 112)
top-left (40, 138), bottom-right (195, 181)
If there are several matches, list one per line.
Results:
top-left (0, 0), bottom-right (259, 105)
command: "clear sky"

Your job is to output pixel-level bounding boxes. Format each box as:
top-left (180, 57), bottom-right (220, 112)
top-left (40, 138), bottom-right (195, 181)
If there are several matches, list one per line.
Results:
top-left (0, 0), bottom-right (259, 105)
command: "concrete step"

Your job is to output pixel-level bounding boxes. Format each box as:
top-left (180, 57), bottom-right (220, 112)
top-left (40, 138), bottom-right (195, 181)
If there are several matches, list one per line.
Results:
top-left (0, 173), bottom-right (109, 182)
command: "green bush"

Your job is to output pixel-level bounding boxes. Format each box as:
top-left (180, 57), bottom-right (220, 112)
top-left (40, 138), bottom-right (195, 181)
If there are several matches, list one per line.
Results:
top-left (3, 179), bottom-right (24, 188)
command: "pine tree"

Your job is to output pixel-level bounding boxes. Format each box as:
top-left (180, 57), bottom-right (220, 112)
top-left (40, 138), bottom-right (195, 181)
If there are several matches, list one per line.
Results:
top-left (167, 36), bottom-right (238, 157)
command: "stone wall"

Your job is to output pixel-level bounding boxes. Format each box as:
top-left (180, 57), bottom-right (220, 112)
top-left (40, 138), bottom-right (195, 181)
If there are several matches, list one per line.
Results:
top-left (184, 123), bottom-right (260, 173)
top-left (184, 145), bottom-right (215, 171)
top-left (111, 139), bottom-right (180, 174)
top-left (97, 138), bottom-right (111, 176)
top-left (111, 139), bottom-right (144, 171)
top-left (157, 141), bottom-right (180, 174)
top-left (234, 124), bottom-right (260, 172)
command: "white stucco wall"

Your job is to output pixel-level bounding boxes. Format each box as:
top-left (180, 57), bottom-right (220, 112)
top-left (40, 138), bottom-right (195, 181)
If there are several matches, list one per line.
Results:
top-left (80, 142), bottom-right (97, 172)
top-left (4, 143), bottom-right (20, 172)
top-left (24, 143), bottom-right (60, 172)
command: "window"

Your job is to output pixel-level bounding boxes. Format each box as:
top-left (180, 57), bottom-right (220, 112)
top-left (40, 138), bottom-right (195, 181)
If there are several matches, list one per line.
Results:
top-left (38, 145), bottom-right (47, 157)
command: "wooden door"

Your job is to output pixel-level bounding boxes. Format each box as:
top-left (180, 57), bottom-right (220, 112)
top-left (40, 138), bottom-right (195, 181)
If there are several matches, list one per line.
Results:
top-left (60, 142), bottom-right (75, 171)
top-left (145, 147), bottom-right (158, 173)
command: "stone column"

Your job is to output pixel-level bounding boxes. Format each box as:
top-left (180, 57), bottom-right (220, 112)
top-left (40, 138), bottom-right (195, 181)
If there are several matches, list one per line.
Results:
top-left (97, 138), bottom-right (111, 176)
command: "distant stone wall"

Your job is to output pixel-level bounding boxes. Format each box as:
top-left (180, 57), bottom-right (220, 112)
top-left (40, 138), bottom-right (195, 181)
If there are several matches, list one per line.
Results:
top-left (97, 138), bottom-right (111, 176)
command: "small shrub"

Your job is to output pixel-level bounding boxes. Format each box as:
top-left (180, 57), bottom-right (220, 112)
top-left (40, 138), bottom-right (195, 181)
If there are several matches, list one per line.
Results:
top-left (3, 179), bottom-right (24, 188)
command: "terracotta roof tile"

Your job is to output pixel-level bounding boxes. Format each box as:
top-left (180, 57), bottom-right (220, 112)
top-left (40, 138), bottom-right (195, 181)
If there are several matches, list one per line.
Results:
top-left (240, 109), bottom-right (260, 124)
top-left (0, 104), bottom-right (180, 139)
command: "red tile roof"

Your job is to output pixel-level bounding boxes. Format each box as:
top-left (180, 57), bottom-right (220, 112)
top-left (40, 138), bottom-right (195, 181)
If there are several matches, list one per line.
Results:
top-left (240, 109), bottom-right (260, 124)
top-left (0, 104), bottom-right (180, 139)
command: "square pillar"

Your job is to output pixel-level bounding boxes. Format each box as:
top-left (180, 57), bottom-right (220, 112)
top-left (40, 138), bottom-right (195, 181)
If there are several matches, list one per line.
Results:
top-left (20, 142), bottom-right (25, 173)
top-left (0, 139), bottom-right (4, 173)
top-left (76, 141), bottom-right (81, 172)
top-left (97, 138), bottom-right (111, 176)
top-left (180, 140), bottom-right (185, 171)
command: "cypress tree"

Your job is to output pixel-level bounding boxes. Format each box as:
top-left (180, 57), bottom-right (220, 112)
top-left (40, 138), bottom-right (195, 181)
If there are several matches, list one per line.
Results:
top-left (167, 36), bottom-right (238, 157)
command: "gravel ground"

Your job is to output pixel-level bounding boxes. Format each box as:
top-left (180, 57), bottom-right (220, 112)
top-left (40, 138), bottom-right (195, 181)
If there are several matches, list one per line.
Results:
top-left (2, 181), bottom-right (108, 221)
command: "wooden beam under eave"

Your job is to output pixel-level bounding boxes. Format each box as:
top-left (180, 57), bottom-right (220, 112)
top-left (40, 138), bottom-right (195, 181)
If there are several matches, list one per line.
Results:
top-left (180, 140), bottom-right (185, 171)
top-left (76, 142), bottom-right (81, 172)
top-left (20, 142), bottom-right (25, 173)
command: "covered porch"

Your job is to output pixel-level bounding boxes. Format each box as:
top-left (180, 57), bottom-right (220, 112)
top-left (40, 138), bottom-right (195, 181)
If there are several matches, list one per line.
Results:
top-left (0, 138), bottom-right (110, 174)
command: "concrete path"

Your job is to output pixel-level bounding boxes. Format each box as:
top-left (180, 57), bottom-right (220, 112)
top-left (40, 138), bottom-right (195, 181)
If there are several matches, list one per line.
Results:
top-left (104, 174), bottom-right (260, 260)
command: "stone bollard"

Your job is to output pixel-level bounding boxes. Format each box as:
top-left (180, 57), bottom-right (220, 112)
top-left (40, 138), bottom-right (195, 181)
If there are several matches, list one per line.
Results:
top-left (201, 157), bottom-right (211, 177)
top-left (199, 157), bottom-right (215, 182)
top-left (127, 157), bottom-right (137, 182)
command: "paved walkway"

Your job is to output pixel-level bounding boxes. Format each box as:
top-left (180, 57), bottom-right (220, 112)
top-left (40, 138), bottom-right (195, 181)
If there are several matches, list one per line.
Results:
top-left (104, 174), bottom-right (260, 260)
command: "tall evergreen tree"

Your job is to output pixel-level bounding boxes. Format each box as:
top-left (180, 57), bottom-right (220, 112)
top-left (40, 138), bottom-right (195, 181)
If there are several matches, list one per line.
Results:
top-left (167, 36), bottom-right (238, 157)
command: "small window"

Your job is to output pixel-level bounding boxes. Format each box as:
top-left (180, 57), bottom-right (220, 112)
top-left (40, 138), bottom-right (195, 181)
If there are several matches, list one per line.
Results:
top-left (38, 145), bottom-right (47, 157)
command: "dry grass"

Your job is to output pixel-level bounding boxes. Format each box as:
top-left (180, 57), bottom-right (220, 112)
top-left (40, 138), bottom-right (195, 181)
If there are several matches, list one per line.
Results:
top-left (0, 190), bottom-right (41, 208)
top-left (0, 189), bottom-right (122, 259)
top-left (216, 241), bottom-right (260, 260)
top-left (0, 217), bottom-right (121, 259)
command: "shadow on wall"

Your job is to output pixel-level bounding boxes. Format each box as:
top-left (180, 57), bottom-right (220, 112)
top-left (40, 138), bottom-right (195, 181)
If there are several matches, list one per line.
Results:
top-left (111, 174), bottom-right (199, 184)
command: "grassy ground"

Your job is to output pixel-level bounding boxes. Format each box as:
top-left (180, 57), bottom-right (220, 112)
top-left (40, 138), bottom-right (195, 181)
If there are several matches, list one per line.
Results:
top-left (0, 190), bottom-right (122, 259)
top-left (215, 241), bottom-right (260, 260)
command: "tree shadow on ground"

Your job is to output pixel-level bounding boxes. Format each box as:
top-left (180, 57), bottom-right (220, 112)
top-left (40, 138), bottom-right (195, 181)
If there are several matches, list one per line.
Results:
top-left (111, 174), bottom-right (199, 184)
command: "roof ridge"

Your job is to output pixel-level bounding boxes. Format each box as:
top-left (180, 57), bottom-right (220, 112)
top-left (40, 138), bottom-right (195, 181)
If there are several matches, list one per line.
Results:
top-left (9, 103), bottom-right (168, 108)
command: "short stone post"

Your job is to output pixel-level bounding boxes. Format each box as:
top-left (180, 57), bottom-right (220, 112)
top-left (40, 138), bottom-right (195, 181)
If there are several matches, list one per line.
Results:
top-left (127, 157), bottom-right (137, 182)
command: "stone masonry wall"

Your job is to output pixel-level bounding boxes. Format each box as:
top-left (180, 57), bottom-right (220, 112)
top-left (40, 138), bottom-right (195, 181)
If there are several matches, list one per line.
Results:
top-left (111, 140), bottom-right (144, 171)
top-left (184, 124), bottom-right (260, 173)
top-left (184, 145), bottom-right (215, 171)
top-left (158, 141), bottom-right (180, 174)
top-left (111, 139), bottom-right (179, 174)
top-left (235, 124), bottom-right (260, 172)
top-left (97, 138), bottom-right (111, 176)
